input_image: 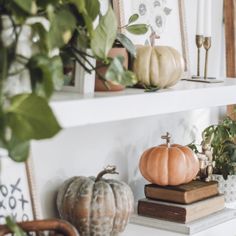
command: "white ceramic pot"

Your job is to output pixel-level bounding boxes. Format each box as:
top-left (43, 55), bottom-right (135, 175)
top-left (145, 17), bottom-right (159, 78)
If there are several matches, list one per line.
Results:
top-left (212, 174), bottom-right (236, 207)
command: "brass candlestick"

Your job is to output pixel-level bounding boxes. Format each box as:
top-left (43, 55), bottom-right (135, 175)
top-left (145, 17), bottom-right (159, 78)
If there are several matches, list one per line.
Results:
top-left (203, 37), bottom-right (211, 80)
top-left (183, 35), bottom-right (223, 83)
top-left (196, 35), bottom-right (204, 77)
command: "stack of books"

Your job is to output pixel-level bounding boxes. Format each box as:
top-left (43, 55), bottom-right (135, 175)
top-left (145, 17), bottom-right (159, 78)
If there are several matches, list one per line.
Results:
top-left (137, 180), bottom-right (225, 223)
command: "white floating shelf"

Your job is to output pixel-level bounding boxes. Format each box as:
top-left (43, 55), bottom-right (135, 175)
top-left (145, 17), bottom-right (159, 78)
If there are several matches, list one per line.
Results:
top-left (50, 78), bottom-right (236, 128)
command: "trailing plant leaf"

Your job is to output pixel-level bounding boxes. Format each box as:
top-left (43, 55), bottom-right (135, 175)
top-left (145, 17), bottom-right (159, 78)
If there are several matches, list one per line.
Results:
top-left (31, 22), bottom-right (48, 53)
top-left (36, 0), bottom-right (60, 8)
top-left (76, 27), bottom-right (90, 48)
top-left (6, 217), bottom-right (26, 236)
top-left (27, 54), bottom-right (54, 98)
top-left (91, 6), bottom-right (118, 60)
top-left (126, 24), bottom-right (149, 35)
top-left (116, 33), bottom-right (136, 57)
top-left (6, 136), bottom-right (30, 162)
top-left (69, 0), bottom-right (86, 14)
top-left (6, 94), bottom-right (61, 141)
top-left (50, 56), bottom-right (64, 91)
top-left (0, 45), bottom-right (8, 83)
top-left (27, 54), bottom-right (64, 98)
top-left (48, 7), bottom-right (76, 49)
top-left (13, 0), bottom-right (34, 14)
top-left (85, 0), bottom-right (100, 21)
top-left (105, 56), bottom-right (137, 86)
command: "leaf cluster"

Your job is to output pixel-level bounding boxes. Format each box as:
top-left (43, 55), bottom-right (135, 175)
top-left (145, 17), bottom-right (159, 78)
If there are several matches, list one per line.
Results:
top-left (202, 116), bottom-right (236, 179)
top-left (0, 0), bottom-right (148, 162)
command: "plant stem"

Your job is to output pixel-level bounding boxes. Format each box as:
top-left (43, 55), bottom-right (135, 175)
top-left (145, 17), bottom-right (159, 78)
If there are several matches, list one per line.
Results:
top-left (69, 48), bottom-right (107, 82)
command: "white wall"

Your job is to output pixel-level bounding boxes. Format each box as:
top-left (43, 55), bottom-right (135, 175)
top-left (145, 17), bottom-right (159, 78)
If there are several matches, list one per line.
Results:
top-left (186, 0), bottom-right (224, 77)
top-left (31, 0), bottom-right (225, 218)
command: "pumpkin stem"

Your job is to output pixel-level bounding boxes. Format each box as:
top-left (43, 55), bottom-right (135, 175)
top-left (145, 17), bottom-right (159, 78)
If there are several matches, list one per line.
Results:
top-left (161, 132), bottom-right (171, 147)
top-left (149, 28), bottom-right (160, 46)
top-left (95, 165), bottom-right (119, 182)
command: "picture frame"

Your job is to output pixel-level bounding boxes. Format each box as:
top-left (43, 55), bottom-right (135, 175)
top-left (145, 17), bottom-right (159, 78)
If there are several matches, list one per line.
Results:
top-left (62, 49), bottom-right (96, 94)
top-left (112, 0), bottom-right (190, 78)
top-left (0, 151), bottom-right (40, 223)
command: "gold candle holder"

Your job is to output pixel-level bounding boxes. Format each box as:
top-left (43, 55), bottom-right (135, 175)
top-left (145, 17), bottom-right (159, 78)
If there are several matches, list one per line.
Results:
top-left (196, 35), bottom-right (204, 77)
top-left (203, 37), bottom-right (211, 80)
top-left (183, 35), bottom-right (223, 83)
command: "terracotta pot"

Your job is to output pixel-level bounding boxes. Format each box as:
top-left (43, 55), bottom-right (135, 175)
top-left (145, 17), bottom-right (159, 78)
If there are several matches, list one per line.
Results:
top-left (95, 47), bottom-right (128, 92)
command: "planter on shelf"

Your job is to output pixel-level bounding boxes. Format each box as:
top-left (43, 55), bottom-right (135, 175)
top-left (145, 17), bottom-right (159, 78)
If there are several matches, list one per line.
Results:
top-left (133, 45), bottom-right (185, 89)
top-left (212, 174), bottom-right (236, 205)
top-left (95, 47), bottom-right (128, 91)
top-left (139, 132), bottom-right (199, 186)
top-left (56, 166), bottom-right (134, 236)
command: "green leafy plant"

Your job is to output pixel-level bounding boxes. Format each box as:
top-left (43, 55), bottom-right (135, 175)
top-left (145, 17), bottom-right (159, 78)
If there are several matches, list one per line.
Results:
top-left (202, 116), bottom-right (236, 179)
top-left (190, 116), bottom-right (236, 180)
top-left (62, 10), bottom-right (149, 87)
top-left (0, 0), bottom-right (148, 162)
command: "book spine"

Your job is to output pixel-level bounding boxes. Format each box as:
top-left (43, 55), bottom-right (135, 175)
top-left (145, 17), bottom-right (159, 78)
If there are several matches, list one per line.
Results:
top-left (145, 185), bottom-right (218, 204)
top-left (138, 200), bottom-right (187, 223)
top-left (145, 186), bottom-right (185, 204)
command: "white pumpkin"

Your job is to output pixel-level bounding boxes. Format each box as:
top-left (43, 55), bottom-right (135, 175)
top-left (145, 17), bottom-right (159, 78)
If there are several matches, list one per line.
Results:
top-left (133, 45), bottom-right (185, 88)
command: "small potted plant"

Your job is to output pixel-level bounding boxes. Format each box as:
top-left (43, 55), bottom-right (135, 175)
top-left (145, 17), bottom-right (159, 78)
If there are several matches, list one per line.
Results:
top-left (94, 13), bottom-right (149, 91)
top-left (190, 116), bottom-right (236, 204)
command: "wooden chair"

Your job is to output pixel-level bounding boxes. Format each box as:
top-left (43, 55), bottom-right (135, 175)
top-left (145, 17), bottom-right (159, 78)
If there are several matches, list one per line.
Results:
top-left (0, 219), bottom-right (79, 236)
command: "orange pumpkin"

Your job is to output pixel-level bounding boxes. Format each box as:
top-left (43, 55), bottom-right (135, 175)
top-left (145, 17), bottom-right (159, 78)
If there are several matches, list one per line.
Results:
top-left (139, 133), bottom-right (199, 186)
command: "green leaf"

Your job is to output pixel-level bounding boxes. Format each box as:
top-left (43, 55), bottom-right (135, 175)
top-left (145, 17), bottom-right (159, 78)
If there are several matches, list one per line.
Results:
top-left (27, 54), bottom-right (54, 98)
top-left (82, 13), bottom-right (94, 37)
top-left (105, 56), bottom-right (137, 86)
top-left (7, 136), bottom-right (30, 162)
top-left (144, 85), bottom-right (160, 92)
top-left (50, 56), bottom-right (64, 91)
top-left (91, 6), bottom-right (118, 59)
top-left (36, 0), bottom-right (60, 8)
top-left (48, 7), bottom-right (76, 49)
top-left (7, 94), bottom-right (61, 141)
top-left (0, 45), bottom-right (8, 82)
top-left (69, 0), bottom-right (86, 13)
top-left (28, 55), bottom-right (63, 97)
top-left (6, 217), bottom-right (26, 236)
top-left (128, 14), bottom-right (139, 24)
top-left (13, 0), bottom-right (33, 14)
top-left (76, 27), bottom-right (90, 48)
top-left (31, 23), bottom-right (48, 53)
top-left (116, 33), bottom-right (136, 57)
top-left (126, 24), bottom-right (149, 35)
top-left (85, 0), bottom-right (100, 21)
top-left (122, 70), bottom-right (138, 86)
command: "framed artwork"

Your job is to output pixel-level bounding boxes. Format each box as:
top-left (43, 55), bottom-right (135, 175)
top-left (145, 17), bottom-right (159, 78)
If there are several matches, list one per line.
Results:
top-left (0, 151), bottom-right (40, 223)
top-left (62, 50), bottom-right (96, 94)
top-left (112, 0), bottom-right (190, 78)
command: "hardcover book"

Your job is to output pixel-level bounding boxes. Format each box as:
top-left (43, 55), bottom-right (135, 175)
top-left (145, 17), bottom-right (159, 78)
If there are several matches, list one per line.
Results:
top-left (131, 208), bottom-right (236, 235)
top-left (145, 180), bottom-right (219, 204)
top-left (138, 195), bottom-right (225, 223)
